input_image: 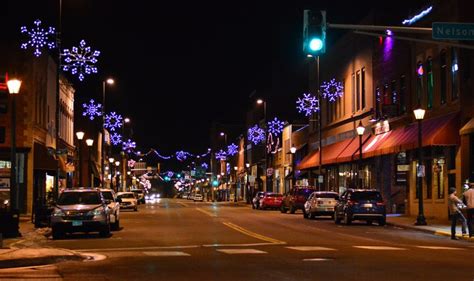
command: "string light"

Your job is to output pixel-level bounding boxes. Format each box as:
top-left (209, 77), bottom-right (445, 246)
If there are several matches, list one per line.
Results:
top-left (296, 93), bottom-right (319, 116)
top-left (20, 19), bottom-right (56, 57)
top-left (82, 99), bottom-right (102, 120)
top-left (320, 78), bottom-right (344, 102)
top-left (215, 150), bottom-right (227, 161)
top-left (201, 163), bottom-right (209, 170)
top-left (110, 132), bottom-right (122, 146)
top-left (248, 125), bottom-right (265, 145)
top-left (104, 112), bottom-right (123, 132)
top-left (62, 39), bottom-right (100, 81)
top-left (122, 139), bottom-right (136, 152)
top-left (267, 117), bottom-right (285, 135)
top-left (227, 143), bottom-right (238, 156)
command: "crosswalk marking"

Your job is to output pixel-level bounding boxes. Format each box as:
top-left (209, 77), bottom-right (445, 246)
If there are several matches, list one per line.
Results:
top-left (286, 246), bottom-right (336, 251)
top-left (143, 251), bottom-right (190, 256)
top-left (217, 249), bottom-right (267, 254)
top-left (416, 246), bottom-right (465, 250)
top-left (354, 246), bottom-right (407, 250)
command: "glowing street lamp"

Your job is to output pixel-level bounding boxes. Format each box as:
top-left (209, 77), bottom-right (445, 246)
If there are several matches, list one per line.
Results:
top-left (414, 108), bottom-right (427, 225)
top-left (356, 121), bottom-right (365, 188)
top-left (7, 78), bottom-right (21, 224)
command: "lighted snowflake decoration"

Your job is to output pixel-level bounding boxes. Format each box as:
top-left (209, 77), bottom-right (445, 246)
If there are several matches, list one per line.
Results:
top-left (110, 132), bottom-right (122, 146)
top-left (267, 117), bottom-right (285, 135)
top-left (62, 39), bottom-right (101, 81)
top-left (296, 93), bottom-right (319, 116)
top-left (247, 125), bottom-right (265, 145)
top-left (82, 99), bottom-right (102, 120)
top-left (321, 78), bottom-right (344, 102)
top-left (122, 139), bottom-right (136, 152)
top-left (227, 143), bottom-right (238, 156)
top-left (175, 151), bottom-right (189, 161)
top-left (104, 112), bottom-right (123, 132)
top-left (226, 163), bottom-right (231, 174)
top-left (167, 171), bottom-right (174, 178)
top-left (20, 19), bottom-right (56, 57)
top-left (201, 163), bottom-right (209, 170)
top-left (215, 150), bottom-right (227, 161)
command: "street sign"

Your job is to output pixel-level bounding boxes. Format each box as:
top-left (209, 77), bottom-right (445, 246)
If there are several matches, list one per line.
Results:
top-left (432, 22), bottom-right (474, 40)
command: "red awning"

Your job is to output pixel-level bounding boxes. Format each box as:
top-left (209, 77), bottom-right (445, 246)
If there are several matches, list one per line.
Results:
top-left (296, 138), bottom-right (354, 170)
top-left (356, 112), bottom-right (460, 159)
top-left (336, 134), bottom-right (371, 164)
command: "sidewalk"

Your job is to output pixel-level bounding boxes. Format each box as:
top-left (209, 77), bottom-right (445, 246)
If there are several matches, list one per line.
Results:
top-left (386, 214), bottom-right (474, 241)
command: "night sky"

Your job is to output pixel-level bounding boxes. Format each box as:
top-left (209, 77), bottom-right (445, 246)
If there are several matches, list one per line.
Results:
top-left (5, 1), bottom-right (426, 169)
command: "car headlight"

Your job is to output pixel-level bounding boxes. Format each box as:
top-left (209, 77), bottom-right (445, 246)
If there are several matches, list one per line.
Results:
top-left (145, 195), bottom-right (150, 200)
top-left (52, 208), bottom-right (65, 217)
top-left (87, 207), bottom-right (105, 216)
top-left (156, 194), bottom-right (160, 198)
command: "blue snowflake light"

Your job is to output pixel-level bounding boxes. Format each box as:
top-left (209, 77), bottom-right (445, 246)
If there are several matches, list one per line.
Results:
top-left (104, 112), bottom-right (123, 132)
top-left (215, 150), bottom-right (227, 161)
top-left (176, 151), bottom-right (189, 162)
top-left (267, 117), bottom-right (285, 135)
top-left (62, 40), bottom-right (100, 81)
top-left (82, 99), bottom-right (102, 120)
top-left (122, 139), bottom-right (136, 152)
top-left (20, 19), bottom-right (56, 57)
top-left (227, 143), bottom-right (238, 156)
top-left (110, 132), bottom-right (122, 146)
top-left (201, 163), bottom-right (209, 170)
top-left (321, 78), bottom-right (344, 102)
top-left (247, 125), bottom-right (265, 145)
top-left (167, 171), bottom-right (174, 178)
top-left (296, 93), bottom-right (319, 116)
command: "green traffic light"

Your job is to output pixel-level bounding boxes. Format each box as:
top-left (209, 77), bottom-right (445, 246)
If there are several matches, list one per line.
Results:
top-left (212, 180), bottom-right (218, 187)
top-left (309, 38), bottom-right (323, 51)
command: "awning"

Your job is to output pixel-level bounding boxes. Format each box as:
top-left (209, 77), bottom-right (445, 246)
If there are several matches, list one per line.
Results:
top-left (336, 134), bottom-right (371, 164)
top-left (34, 143), bottom-right (57, 171)
top-left (357, 112), bottom-right (460, 159)
top-left (296, 138), bottom-right (354, 170)
top-left (460, 117), bottom-right (474, 135)
top-left (58, 155), bottom-right (75, 173)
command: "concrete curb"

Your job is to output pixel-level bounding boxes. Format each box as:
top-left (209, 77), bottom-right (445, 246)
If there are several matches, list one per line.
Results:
top-left (387, 221), bottom-right (474, 241)
top-left (0, 248), bottom-right (86, 269)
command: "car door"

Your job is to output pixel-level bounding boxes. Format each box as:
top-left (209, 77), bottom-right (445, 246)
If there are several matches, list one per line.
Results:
top-left (335, 191), bottom-right (347, 216)
top-left (305, 192), bottom-right (315, 212)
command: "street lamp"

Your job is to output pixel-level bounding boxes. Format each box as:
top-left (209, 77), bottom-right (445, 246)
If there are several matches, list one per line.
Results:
top-left (257, 99), bottom-right (270, 192)
top-left (85, 139), bottom-right (94, 187)
top-left (290, 146), bottom-right (297, 189)
top-left (115, 161), bottom-right (120, 191)
top-left (76, 131), bottom-right (85, 186)
top-left (7, 78), bottom-right (21, 220)
top-left (413, 108), bottom-right (427, 225)
top-left (102, 78), bottom-right (115, 189)
top-left (356, 121), bottom-right (365, 189)
top-left (109, 157), bottom-right (115, 190)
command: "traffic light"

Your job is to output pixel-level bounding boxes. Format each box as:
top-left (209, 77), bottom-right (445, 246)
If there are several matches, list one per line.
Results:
top-left (303, 10), bottom-right (326, 56)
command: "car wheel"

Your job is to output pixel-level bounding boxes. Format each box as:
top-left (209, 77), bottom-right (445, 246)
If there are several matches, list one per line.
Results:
top-left (366, 220), bottom-right (373, 225)
top-left (99, 224), bottom-right (111, 237)
top-left (334, 211), bottom-right (341, 224)
top-left (52, 227), bottom-right (64, 240)
top-left (280, 206), bottom-right (287, 213)
top-left (309, 212), bottom-right (315, 220)
top-left (343, 212), bottom-right (352, 225)
top-left (134, 207), bottom-right (138, 211)
top-left (290, 205), bottom-right (296, 214)
top-left (378, 217), bottom-right (386, 226)
top-left (303, 209), bottom-right (309, 219)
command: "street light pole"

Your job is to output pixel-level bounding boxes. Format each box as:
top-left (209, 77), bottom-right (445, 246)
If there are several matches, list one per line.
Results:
top-left (75, 132), bottom-right (85, 186)
top-left (85, 139), bottom-right (94, 187)
top-left (290, 146), bottom-right (297, 190)
top-left (316, 56), bottom-right (322, 191)
top-left (102, 78), bottom-right (114, 188)
top-left (414, 108), bottom-right (427, 225)
top-left (356, 121), bottom-right (365, 189)
top-left (7, 79), bottom-right (21, 214)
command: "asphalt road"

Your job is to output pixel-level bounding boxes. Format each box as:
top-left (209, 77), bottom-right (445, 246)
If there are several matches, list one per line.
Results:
top-left (12, 199), bottom-right (474, 280)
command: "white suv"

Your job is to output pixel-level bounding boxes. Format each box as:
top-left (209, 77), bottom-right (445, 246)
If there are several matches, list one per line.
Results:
top-left (99, 189), bottom-right (121, 230)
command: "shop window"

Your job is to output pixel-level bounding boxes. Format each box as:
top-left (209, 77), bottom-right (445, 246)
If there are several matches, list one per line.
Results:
top-left (434, 158), bottom-right (445, 199)
top-left (375, 87), bottom-right (381, 118)
top-left (361, 68), bottom-right (366, 110)
top-left (451, 48), bottom-right (459, 100)
top-left (440, 50), bottom-right (447, 105)
top-left (425, 159), bottom-right (432, 199)
top-left (383, 84), bottom-right (390, 105)
top-left (426, 57), bottom-right (434, 109)
top-left (399, 75), bottom-right (406, 114)
top-left (448, 146), bottom-right (456, 170)
top-left (416, 61), bottom-right (424, 106)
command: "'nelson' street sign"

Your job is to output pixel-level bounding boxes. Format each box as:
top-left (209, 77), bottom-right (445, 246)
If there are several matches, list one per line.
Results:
top-left (433, 22), bottom-right (474, 40)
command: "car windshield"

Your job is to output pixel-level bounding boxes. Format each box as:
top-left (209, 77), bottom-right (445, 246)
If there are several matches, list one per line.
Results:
top-left (266, 194), bottom-right (282, 198)
top-left (57, 192), bottom-right (102, 205)
top-left (351, 191), bottom-right (382, 201)
top-left (315, 193), bottom-right (338, 199)
top-left (118, 193), bottom-right (135, 199)
top-left (296, 189), bottom-right (314, 196)
top-left (101, 191), bottom-right (114, 200)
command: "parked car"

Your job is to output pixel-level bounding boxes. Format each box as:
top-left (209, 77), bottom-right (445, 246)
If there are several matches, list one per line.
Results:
top-left (194, 194), bottom-right (203, 202)
top-left (252, 191), bottom-right (265, 209)
top-left (99, 188), bottom-right (121, 230)
top-left (50, 188), bottom-right (112, 239)
top-left (334, 189), bottom-right (386, 226)
top-left (281, 187), bottom-right (316, 214)
top-left (117, 192), bottom-right (138, 211)
top-left (258, 192), bottom-right (283, 210)
top-left (130, 189), bottom-right (146, 204)
top-left (303, 191), bottom-right (338, 219)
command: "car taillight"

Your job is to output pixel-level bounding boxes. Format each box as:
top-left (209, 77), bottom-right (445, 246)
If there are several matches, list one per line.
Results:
top-left (348, 200), bottom-right (358, 206)
top-left (317, 200), bottom-right (324, 204)
top-left (376, 201), bottom-right (385, 206)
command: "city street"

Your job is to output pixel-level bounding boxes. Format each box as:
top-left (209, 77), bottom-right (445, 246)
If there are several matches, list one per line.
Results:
top-left (5, 199), bottom-right (473, 281)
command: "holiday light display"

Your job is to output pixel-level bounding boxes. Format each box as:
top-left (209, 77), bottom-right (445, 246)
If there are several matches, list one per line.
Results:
top-left (248, 125), bottom-right (265, 145)
top-left (296, 93), bottom-right (319, 116)
top-left (110, 132), bottom-right (122, 146)
top-left (227, 143), bottom-right (238, 156)
top-left (320, 78), bottom-right (344, 102)
top-left (62, 39), bottom-right (100, 81)
top-left (104, 112), bottom-right (123, 132)
top-left (82, 99), bottom-right (102, 120)
top-left (20, 19), bottom-right (56, 57)
top-left (267, 117), bottom-right (285, 135)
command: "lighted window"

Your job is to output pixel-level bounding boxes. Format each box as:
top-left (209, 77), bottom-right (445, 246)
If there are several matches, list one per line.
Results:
top-left (416, 61), bottom-right (424, 106)
top-left (434, 158), bottom-right (445, 199)
top-left (399, 75), bottom-right (406, 114)
top-left (440, 50), bottom-right (447, 105)
top-left (375, 87), bottom-right (381, 118)
top-left (426, 57), bottom-right (433, 109)
top-left (451, 48), bottom-right (459, 100)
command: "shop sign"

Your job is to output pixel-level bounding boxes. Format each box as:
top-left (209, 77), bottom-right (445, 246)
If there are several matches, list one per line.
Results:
top-left (397, 165), bottom-right (410, 172)
top-left (375, 120), bottom-right (390, 135)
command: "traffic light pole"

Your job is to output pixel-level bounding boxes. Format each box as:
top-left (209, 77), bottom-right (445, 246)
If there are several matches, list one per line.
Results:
top-left (317, 55), bottom-right (322, 191)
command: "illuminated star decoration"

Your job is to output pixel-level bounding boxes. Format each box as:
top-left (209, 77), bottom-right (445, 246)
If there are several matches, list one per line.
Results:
top-left (62, 39), bottom-right (101, 81)
top-left (20, 19), bottom-right (56, 57)
top-left (127, 159), bottom-right (136, 168)
top-left (267, 117), bottom-right (285, 135)
top-left (104, 112), bottom-right (123, 132)
top-left (82, 99), bottom-right (102, 120)
top-left (227, 143), bottom-right (238, 156)
top-left (122, 139), bottom-right (136, 152)
top-left (320, 78), bottom-right (344, 102)
top-left (247, 125), bottom-right (265, 145)
top-left (175, 151), bottom-right (189, 162)
top-left (215, 150), bottom-right (227, 161)
top-left (110, 132), bottom-right (122, 146)
top-left (296, 93), bottom-right (319, 116)
top-left (201, 163), bottom-right (209, 170)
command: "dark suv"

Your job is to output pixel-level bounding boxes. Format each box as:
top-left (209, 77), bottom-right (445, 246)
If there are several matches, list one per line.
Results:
top-left (334, 189), bottom-right (386, 226)
top-left (280, 187), bottom-right (315, 214)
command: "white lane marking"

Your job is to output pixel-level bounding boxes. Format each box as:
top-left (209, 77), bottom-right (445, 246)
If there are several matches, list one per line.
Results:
top-left (217, 249), bottom-right (267, 254)
top-left (75, 245), bottom-right (200, 252)
top-left (196, 207), bottom-right (217, 217)
top-left (303, 258), bottom-right (332, 261)
top-left (202, 242), bottom-right (278, 247)
top-left (178, 202), bottom-right (188, 207)
top-left (143, 251), bottom-right (190, 257)
top-left (354, 246), bottom-right (407, 250)
top-left (286, 246), bottom-right (336, 251)
top-left (416, 246), bottom-right (465, 250)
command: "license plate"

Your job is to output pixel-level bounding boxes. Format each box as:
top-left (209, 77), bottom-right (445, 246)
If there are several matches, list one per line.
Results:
top-left (363, 203), bottom-right (373, 208)
top-left (72, 220), bottom-right (83, 226)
